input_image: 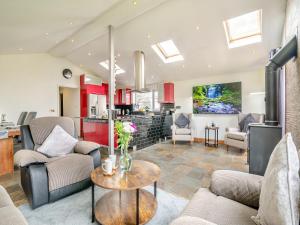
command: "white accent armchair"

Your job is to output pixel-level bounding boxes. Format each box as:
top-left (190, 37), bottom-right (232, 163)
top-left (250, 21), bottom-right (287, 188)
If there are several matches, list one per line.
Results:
top-left (171, 113), bottom-right (194, 144)
top-left (224, 113), bottom-right (264, 151)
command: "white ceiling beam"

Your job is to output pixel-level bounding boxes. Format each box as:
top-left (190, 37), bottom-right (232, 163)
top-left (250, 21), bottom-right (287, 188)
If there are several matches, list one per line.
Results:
top-left (49, 0), bottom-right (170, 57)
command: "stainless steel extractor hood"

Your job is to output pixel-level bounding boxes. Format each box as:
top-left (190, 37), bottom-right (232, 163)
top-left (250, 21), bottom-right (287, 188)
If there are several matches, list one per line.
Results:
top-left (132, 50), bottom-right (150, 93)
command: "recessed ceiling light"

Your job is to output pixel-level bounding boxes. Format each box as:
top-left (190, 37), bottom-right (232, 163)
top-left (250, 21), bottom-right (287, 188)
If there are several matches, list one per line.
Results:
top-left (99, 60), bottom-right (125, 75)
top-left (71, 39), bottom-right (74, 43)
top-left (18, 48), bottom-right (23, 51)
top-left (152, 40), bottom-right (184, 63)
top-left (117, 53), bottom-right (121, 57)
top-left (45, 32), bottom-right (49, 36)
top-left (69, 22), bottom-right (73, 25)
top-left (208, 64), bottom-right (212, 68)
top-left (196, 26), bottom-right (200, 30)
top-left (147, 34), bottom-right (151, 39)
top-left (88, 52), bottom-right (92, 56)
top-left (132, 0), bottom-right (137, 6)
top-left (223, 9), bottom-right (262, 48)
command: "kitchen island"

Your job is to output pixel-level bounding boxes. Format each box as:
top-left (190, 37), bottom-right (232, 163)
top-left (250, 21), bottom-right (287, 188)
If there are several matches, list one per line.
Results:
top-left (82, 118), bottom-right (118, 148)
top-left (82, 114), bottom-right (172, 150)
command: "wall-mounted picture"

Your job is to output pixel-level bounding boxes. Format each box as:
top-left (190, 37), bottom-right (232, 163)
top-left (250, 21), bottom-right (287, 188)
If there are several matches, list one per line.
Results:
top-left (193, 82), bottom-right (242, 114)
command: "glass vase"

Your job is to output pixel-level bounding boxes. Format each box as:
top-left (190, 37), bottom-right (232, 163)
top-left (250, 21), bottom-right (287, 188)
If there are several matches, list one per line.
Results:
top-left (119, 146), bottom-right (132, 173)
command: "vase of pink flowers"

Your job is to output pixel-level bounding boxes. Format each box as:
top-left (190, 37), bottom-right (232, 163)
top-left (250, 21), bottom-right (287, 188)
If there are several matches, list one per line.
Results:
top-left (115, 121), bottom-right (137, 173)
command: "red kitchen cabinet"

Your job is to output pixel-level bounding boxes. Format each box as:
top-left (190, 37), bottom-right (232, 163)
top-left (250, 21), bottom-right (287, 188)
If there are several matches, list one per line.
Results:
top-left (119, 88), bottom-right (132, 105)
top-left (83, 121), bottom-right (118, 148)
top-left (158, 82), bottom-right (174, 103)
top-left (114, 89), bottom-right (121, 105)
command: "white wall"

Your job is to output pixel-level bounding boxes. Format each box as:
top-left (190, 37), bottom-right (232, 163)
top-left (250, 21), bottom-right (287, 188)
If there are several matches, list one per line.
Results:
top-left (0, 53), bottom-right (90, 124)
top-left (174, 69), bottom-right (265, 139)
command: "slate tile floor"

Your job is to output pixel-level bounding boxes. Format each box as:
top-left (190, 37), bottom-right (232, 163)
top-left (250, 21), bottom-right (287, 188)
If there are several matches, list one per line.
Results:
top-left (131, 141), bottom-right (248, 199)
top-left (0, 141), bottom-right (248, 206)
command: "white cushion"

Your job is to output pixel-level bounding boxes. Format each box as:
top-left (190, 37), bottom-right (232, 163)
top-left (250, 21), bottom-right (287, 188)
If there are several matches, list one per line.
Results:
top-left (251, 133), bottom-right (300, 225)
top-left (226, 132), bottom-right (246, 141)
top-left (175, 128), bottom-right (191, 135)
top-left (37, 125), bottom-right (78, 157)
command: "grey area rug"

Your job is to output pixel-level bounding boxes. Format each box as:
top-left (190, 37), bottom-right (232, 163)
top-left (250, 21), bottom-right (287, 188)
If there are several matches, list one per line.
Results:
top-left (19, 186), bottom-right (188, 225)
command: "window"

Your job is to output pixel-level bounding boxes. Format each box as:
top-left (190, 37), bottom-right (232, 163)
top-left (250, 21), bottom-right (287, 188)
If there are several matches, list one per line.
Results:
top-left (223, 9), bottom-right (262, 48)
top-left (151, 40), bottom-right (184, 63)
top-left (99, 60), bottom-right (125, 75)
top-left (132, 91), bottom-right (160, 111)
top-left (134, 92), bottom-right (153, 110)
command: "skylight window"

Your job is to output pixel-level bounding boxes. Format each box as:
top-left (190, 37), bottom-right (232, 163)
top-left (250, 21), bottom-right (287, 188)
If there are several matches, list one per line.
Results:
top-left (152, 40), bottom-right (184, 63)
top-left (99, 60), bottom-right (125, 75)
top-left (223, 9), bottom-right (262, 48)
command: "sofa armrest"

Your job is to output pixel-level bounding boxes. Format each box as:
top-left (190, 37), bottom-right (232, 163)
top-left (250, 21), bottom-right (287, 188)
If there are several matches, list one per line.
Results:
top-left (74, 141), bottom-right (100, 155)
top-left (225, 127), bottom-right (240, 132)
top-left (210, 170), bottom-right (263, 208)
top-left (0, 185), bottom-right (14, 208)
top-left (170, 216), bottom-right (218, 225)
top-left (14, 150), bottom-right (50, 167)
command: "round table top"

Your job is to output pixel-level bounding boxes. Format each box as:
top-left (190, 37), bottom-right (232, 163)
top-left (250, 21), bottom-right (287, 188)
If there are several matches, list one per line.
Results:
top-left (91, 160), bottom-right (161, 191)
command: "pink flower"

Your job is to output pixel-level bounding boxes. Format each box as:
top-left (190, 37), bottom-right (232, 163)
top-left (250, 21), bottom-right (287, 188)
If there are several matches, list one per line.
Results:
top-left (123, 122), bottom-right (137, 133)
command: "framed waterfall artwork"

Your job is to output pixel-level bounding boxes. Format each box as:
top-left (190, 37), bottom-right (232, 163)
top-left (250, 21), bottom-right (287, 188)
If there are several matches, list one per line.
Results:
top-left (192, 82), bottom-right (242, 114)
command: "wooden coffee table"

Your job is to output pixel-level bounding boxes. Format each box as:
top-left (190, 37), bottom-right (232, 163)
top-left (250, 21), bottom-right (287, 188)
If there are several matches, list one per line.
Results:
top-left (91, 160), bottom-right (161, 225)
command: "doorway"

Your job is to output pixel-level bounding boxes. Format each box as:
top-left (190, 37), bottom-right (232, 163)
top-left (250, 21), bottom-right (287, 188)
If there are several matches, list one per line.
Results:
top-left (59, 87), bottom-right (80, 137)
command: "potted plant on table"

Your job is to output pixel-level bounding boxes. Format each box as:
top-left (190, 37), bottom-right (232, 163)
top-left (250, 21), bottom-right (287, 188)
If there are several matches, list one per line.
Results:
top-left (115, 121), bottom-right (137, 173)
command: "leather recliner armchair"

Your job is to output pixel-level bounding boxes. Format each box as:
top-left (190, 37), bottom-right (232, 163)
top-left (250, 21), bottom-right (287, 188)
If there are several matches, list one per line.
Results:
top-left (14, 117), bottom-right (101, 209)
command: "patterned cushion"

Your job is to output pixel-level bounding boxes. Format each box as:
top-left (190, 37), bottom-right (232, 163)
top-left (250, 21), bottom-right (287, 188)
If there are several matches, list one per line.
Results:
top-left (175, 113), bottom-right (190, 128)
top-left (239, 114), bottom-right (256, 132)
top-left (46, 154), bottom-right (94, 191)
top-left (251, 133), bottom-right (300, 225)
top-left (182, 188), bottom-right (257, 225)
top-left (29, 117), bottom-right (76, 146)
top-left (210, 170), bottom-right (263, 208)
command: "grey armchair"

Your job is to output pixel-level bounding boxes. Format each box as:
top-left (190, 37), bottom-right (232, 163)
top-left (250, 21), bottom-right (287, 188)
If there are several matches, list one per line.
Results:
top-left (0, 185), bottom-right (28, 225)
top-left (14, 117), bottom-right (101, 209)
top-left (171, 170), bottom-right (263, 225)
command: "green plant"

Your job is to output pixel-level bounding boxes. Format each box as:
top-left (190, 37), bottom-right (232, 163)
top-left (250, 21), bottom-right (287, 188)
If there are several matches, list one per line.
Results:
top-left (115, 121), bottom-right (136, 151)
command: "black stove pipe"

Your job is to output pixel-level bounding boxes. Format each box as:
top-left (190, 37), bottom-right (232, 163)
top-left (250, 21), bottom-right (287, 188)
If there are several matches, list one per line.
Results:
top-left (265, 35), bottom-right (297, 126)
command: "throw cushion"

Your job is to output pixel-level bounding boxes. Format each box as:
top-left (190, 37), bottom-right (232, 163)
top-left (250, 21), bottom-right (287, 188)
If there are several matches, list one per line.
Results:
top-left (239, 113), bottom-right (256, 132)
top-left (37, 125), bottom-right (78, 157)
top-left (251, 133), bottom-right (300, 225)
top-left (175, 113), bottom-right (190, 128)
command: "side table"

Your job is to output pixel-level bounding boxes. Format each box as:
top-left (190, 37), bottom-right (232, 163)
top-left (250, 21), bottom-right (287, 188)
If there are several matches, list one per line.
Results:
top-left (204, 126), bottom-right (219, 147)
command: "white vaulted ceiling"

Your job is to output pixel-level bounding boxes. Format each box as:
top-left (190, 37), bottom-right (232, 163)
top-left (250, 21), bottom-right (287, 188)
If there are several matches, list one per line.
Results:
top-left (0, 0), bottom-right (287, 86)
